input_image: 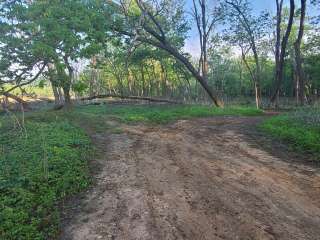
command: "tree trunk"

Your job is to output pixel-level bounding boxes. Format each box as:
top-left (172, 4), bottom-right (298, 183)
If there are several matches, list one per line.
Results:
top-left (63, 56), bottom-right (74, 107)
top-left (294, 0), bottom-right (307, 106)
top-left (241, 50), bottom-right (261, 109)
top-left (270, 0), bottom-right (295, 106)
top-left (156, 41), bottom-right (223, 107)
top-left (140, 65), bottom-right (146, 96)
top-left (52, 85), bottom-right (63, 106)
top-left (63, 86), bottom-right (72, 106)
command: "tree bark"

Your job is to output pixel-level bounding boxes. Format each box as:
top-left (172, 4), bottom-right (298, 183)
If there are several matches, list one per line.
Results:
top-left (294, 0), bottom-right (307, 106)
top-left (63, 56), bottom-right (74, 107)
top-left (63, 87), bottom-right (72, 106)
top-left (270, 0), bottom-right (295, 106)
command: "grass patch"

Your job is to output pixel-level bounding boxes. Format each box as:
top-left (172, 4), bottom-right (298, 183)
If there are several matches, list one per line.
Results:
top-left (75, 104), bottom-right (263, 124)
top-left (261, 107), bottom-right (320, 158)
top-left (0, 113), bottom-right (92, 239)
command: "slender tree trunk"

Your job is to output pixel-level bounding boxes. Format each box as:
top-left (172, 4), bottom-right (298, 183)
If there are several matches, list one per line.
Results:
top-left (271, 0), bottom-right (295, 107)
top-left (160, 62), bottom-right (167, 97)
top-left (253, 51), bottom-right (262, 109)
top-left (63, 56), bottom-right (74, 107)
top-left (289, 47), bottom-right (299, 105)
top-left (295, 74), bottom-right (299, 105)
top-left (273, 0), bottom-right (283, 107)
top-left (241, 50), bottom-right (261, 109)
top-left (294, 0), bottom-right (307, 106)
top-left (140, 65), bottom-right (145, 96)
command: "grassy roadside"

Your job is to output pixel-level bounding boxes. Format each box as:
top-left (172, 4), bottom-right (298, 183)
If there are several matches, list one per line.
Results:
top-left (0, 104), bottom-right (262, 239)
top-left (75, 104), bottom-right (263, 124)
top-left (261, 107), bottom-right (320, 158)
top-left (0, 113), bottom-right (92, 239)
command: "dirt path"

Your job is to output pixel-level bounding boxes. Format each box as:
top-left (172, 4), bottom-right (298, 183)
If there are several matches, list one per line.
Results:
top-left (60, 117), bottom-right (320, 240)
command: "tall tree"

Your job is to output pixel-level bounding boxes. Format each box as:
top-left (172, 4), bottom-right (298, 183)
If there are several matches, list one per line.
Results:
top-left (191, 0), bottom-right (222, 80)
top-left (225, 0), bottom-right (270, 108)
top-left (0, 0), bottom-right (107, 107)
top-left (0, 1), bottom-right (48, 105)
top-left (270, 0), bottom-right (295, 106)
top-left (294, 0), bottom-right (307, 105)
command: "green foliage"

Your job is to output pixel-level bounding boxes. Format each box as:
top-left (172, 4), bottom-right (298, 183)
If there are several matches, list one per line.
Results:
top-left (261, 108), bottom-right (320, 158)
top-left (72, 81), bottom-right (89, 96)
top-left (0, 115), bottom-right (91, 239)
top-left (76, 104), bottom-right (263, 124)
top-left (0, 0), bottom-right (109, 98)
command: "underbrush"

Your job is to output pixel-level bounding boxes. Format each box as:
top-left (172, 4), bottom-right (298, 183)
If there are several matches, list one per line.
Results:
top-left (261, 107), bottom-right (320, 158)
top-left (75, 104), bottom-right (263, 124)
top-left (0, 113), bottom-right (91, 239)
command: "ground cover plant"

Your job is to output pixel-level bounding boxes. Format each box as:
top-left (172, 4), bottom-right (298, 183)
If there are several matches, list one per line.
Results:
top-left (0, 113), bottom-right (92, 239)
top-left (261, 107), bottom-right (320, 158)
top-left (75, 104), bottom-right (263, 124)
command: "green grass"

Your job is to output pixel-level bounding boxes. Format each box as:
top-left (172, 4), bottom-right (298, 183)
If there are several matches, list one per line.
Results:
top-left (75, 104), bottom-right (263, 124)
top-left (261, 107), bottom-right (320, 158)
top-left (0, 113), bottom-right (92, 239)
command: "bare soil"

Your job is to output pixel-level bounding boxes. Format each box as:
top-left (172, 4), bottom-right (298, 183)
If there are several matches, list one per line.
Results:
top-left (60, 116), bottom-right (320, 240)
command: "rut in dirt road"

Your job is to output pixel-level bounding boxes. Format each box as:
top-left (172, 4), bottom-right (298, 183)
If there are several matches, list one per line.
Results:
top-left (60, 117), bottom-right (320, 240)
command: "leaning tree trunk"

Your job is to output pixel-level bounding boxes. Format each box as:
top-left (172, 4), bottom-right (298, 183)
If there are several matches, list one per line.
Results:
top-left (116, 0), bottom-right (223, 106)
top-left (157, 41), bottom-right (223, 107)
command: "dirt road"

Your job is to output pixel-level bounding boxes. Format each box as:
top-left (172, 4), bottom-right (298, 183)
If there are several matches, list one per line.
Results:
top-left (60, 117), bottom-right (320, 240)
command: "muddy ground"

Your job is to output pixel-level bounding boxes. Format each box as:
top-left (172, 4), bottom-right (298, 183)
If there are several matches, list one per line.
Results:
top-left (60, 116), bottom-right (320, 240)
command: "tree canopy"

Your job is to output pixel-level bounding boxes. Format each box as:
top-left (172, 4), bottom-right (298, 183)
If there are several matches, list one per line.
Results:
top-left (1, 0), bottom-right (320, 108)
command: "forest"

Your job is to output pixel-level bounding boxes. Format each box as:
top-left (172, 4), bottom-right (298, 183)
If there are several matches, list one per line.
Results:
top-left (1, 0), bottom-right (320, 240)
top-left (0, 0), bottom-right (319, 108)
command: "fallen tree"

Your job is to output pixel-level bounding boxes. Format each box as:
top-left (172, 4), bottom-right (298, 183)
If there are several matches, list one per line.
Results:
top-left (80, 94), bottom-right (183, 104)
top-left (110, 0), bottom-right (224, 107)
top-left (1, 92), bottom-right (30, 109)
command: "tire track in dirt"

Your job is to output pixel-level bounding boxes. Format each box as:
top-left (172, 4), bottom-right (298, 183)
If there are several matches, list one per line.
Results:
top-left (60, 117), bottom-right (320, 240)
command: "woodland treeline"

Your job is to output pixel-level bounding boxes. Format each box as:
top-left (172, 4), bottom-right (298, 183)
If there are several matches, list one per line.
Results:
top-left (0, 0), bottom-right (320, 109)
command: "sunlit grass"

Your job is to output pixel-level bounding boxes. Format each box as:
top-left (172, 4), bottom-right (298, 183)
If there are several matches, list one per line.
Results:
top-left (75, 104), bottom-right (263, 124)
